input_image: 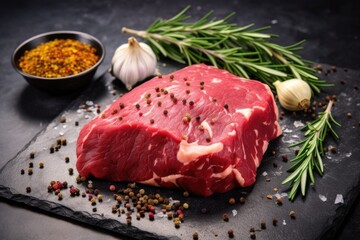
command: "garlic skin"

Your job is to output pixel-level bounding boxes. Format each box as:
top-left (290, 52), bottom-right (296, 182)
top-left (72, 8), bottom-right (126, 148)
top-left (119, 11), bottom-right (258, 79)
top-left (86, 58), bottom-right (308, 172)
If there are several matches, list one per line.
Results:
top-left (111, 37), bottom-right (157, 90)
top-left (273, 79), bottom-right (312, 111)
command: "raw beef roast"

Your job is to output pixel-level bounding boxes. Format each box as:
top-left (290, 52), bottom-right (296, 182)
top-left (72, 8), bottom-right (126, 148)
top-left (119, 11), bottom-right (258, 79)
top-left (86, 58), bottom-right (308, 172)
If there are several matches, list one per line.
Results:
top-left (76, 64), bottom-right (282, 196)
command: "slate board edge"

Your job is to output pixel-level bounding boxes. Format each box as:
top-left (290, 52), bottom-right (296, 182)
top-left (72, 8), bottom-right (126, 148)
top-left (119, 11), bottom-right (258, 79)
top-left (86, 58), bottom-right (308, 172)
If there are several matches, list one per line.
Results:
top-left (0, 185), bottom-right (179, 240)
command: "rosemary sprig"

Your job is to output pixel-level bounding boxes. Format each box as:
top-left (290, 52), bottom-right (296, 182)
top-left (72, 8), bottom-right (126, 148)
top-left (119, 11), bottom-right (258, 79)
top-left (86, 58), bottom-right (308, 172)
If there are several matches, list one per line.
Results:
top-left (282, 100), bottom-right (340, 201)
top-left (122, 6), bottom-right (330, 93)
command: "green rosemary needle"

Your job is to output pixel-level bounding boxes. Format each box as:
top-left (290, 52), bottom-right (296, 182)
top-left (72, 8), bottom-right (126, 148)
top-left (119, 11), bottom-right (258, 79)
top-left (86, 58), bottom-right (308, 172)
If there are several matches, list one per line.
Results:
top-left (122, 6), bottom-right (330, 93)
top-left (282, 100), bottom-right (340, 201)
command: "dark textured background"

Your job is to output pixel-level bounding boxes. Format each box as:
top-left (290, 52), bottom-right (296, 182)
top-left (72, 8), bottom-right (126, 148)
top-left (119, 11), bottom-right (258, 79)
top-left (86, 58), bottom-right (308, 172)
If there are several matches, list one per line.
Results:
top-left (0, 0), bottom-right (359, 239)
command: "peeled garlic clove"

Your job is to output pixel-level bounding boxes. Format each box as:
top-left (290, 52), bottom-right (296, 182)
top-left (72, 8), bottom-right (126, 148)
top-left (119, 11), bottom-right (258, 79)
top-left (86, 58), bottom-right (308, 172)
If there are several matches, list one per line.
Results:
top-left (273, 79), bottom-right (312, 111)
top-left (111, 37), bottom-right (157, 90)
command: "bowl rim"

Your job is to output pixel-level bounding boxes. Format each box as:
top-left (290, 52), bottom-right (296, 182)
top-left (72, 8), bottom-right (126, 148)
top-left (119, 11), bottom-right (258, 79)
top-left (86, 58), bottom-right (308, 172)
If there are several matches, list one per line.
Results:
top-left (11, 30), bottom-right (105, 81)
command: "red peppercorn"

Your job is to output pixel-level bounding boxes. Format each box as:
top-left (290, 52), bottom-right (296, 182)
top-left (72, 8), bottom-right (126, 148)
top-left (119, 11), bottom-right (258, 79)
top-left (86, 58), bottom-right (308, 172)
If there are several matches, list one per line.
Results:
top-left (109, 185), bottom-right (116, 192)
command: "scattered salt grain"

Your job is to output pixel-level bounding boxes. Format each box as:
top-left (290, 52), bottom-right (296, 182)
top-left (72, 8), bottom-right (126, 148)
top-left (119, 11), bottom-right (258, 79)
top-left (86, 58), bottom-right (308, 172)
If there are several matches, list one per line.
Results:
top-left (335, 194), bottom-right (344, 204)
top-left (84, 115), bottom-right (90, 119)
top-left (319, 194), bottom-right (327, 202)
top-left (157, 212), bottom-right (166, 218)
top-left (59, 131), bottom-right (64, 136)
top-left (283, 128), bottom-right (293, 133)
top-left (232, 209), bottom-right (238, 217)
top-left (271, 19), bottom-right (278, 24)
top-left (262, 171), bottom-right (268, 177)
top-left (273, 171), bottom-right (283, 177)
top-left (274, 193), bottom-right (287, 199)
top-left (293, 121), bottom-right (305, 128)
top-left (86, 100), bottom-right (94, 106)
top-left (169, 198), bottom-right (180, 204)
top-left (280, 192), bottom-right (288, 198)
top-left (63, 125), bottom-right (67, 129)
top-left (346, 152), bottom-right (352, 157)
top-left (282, 219), bottom-right (286, 225)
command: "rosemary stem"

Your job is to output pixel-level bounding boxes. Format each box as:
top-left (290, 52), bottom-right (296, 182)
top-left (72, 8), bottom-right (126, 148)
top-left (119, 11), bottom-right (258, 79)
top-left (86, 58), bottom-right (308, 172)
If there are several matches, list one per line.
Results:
top-left (272, 51), bottom-right (288, 64)
top-left (122, 27), bottom-right (147, 38)
top-left (122, 27), bottom-right (226, 60)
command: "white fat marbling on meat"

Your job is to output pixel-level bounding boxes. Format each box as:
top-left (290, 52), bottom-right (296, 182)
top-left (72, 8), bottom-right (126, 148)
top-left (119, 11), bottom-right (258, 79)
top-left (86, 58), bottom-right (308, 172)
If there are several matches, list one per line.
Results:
top-left (81, 124), bottom-right (97, 143)
top-left (236, 108), bottom-right (252, 119)
top-left (177, 140), bottom-right (224, 164)
top-left (211, 78), bottom-right (222, 83)
top-left (211, 165), bottom-right (232, 178)
top-left (165, 85), bottom-right (178, 91)
top-left (197, 162), bottom-right (205, 170)
top-left (241, 142), bottom-right (246, 160)
top-left (234, 157), bottom-right (241, 166)
top-left (232, 169), bottom-right (245, 186)
top-left (227, 146), bottom-right (232, 153)
top-left (254, 106), bottom-right (265, 111)
top-left (160, 174), bottom-right (183, 186)
top-left (186, 122), bottom-right (193, 136)
top-left (200, 120), bottom-right (213, 138)
top-left (140, 172), bottom-right (161, 186)
top-left (133, 92), bottom-right (147, 105)
top-left (228, 130), bottom-right (236, 136)
top-left (262, 141), bottom-right (269, 154)
top-left (148, 144), bottom-right (152, 151)
top-left (143, 105), bottom-right (155, 116)
top-left (233, 87), bottom-right (240, 90)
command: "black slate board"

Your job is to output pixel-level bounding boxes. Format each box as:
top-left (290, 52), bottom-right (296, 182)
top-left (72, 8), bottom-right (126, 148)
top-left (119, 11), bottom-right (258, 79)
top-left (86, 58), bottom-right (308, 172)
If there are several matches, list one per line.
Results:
top-left (0, 63), bottom-right (359, 240)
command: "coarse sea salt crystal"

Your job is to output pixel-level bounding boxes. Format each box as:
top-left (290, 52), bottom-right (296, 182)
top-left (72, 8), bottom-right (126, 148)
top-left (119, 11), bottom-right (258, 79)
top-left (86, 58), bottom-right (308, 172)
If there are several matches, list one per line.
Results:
top-left (86, 100), bottom-right (94, 106)
top-left (335, 194), bottom-right (344, 204)
top-left (293, 121), bottom-right (305, 128)
top-left (282, 220), bottom-right (286, 225)
top-left (346, 152), bottom-right (352, 157)
top-left (157, 212), bottom-right (166, 218)
top-left (262, 171), bottom-right (268, 177)
top-left (319, 194), bottom-right (327, 202)
top-left (232, 209), bottom-right (238, 216)
top-left (281, 192), bottom-right (288, 198)
top-left (283, 128), bottom-right (293, 133)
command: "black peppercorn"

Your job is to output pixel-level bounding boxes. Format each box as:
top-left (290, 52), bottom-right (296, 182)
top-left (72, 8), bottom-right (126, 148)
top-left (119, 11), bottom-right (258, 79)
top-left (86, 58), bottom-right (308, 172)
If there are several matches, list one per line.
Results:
top-left (228, 229), bottom-right (234, 238)
top-left (261, 222), bottom-right (266, 229)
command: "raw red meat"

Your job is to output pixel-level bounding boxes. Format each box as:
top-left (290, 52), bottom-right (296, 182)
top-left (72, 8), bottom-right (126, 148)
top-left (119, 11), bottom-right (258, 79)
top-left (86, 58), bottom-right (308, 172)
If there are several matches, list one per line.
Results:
top-left (76, 64), bottom-right (282, 196)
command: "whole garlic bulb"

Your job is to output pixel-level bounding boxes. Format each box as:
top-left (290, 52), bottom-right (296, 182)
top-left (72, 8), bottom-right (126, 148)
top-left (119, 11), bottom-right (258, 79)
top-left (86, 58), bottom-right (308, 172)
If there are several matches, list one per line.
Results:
top-left (111, 37), bottom-right (157, 90)
top-left (273, 79), bottom-right (312, 111)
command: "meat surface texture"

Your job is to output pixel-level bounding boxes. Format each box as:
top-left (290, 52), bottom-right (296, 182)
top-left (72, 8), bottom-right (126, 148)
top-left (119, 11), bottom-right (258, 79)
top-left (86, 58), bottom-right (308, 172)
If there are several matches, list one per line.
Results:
top-left (76, 64), bottom-right (282, 196)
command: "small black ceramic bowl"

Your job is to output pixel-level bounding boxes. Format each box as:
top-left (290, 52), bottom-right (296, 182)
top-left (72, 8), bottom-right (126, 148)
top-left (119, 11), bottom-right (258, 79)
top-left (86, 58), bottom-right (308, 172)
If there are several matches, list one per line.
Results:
top-left (12, 31), bottom-right (105, 93)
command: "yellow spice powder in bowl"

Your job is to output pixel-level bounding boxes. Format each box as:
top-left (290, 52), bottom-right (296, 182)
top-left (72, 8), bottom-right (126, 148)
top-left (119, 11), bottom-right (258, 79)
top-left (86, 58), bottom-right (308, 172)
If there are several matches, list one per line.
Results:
top-left (12, 31), bottom-right (105, 94)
